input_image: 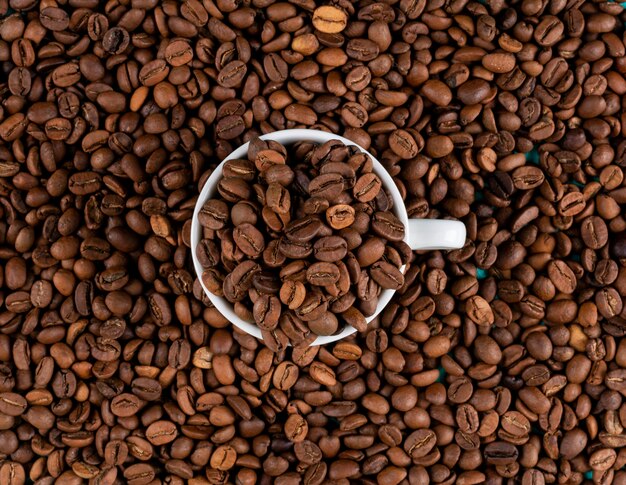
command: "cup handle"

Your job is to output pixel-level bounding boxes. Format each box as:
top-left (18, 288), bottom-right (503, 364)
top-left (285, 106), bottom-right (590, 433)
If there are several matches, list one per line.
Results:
top-left (406, 219), bottom-right (466, 251)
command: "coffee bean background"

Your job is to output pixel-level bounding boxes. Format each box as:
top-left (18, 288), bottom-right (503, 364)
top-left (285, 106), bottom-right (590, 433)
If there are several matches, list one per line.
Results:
top-left (1, 0), bottom-right (626, 484)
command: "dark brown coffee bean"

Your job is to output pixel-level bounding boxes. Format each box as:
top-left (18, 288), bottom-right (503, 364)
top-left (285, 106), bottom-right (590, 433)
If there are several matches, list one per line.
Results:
top-left (284, 413), bottom-right (308, 442)
top-left (283, 216), bottom-right (322, 243)
top-left (0, 462), bottom-right (25, 485)
top-left (131, 378), bottom-right (162, 402)
top-left (263, 53), bottom-right (288, 83)
top-left (466, 296), bottom-right (494, 325)
top-left (547, 260), bottom-right (577, 294)
top-left (279, 280), bottom-right (306, 310)
top-left (512, 166), bottom-right (544, 190)
top-left (326, 204), bottom-right (355, 230)
top-left (146, 420), bottom-right (178, 445)
top-left (296, 291), bottom-right (328, 322)
top-left (306, 262), bottom-right (340, 286)
top-left (596, 287), bottom-right (623, 319)
top-left (279, 238), bottom-right (313, 259)
top-left (0, 393), bottom-right (27, 416)
top-left (222, 261), bottom-right (258, 299)
top-left (389, 129), bottom-right (419, 159)
top-left (404, 429), bottom-right (437, 458)
top-left (111, 393), bottom-right (145, 417)
top-left (371, 212), bottom-right (405, 242)
top-left (103, 27), bottom-right (130, 54)
top-left (370, 261), bottom-right (404, 290)
top-left (199, 199), bottom-right (229, 230)
top-left (484, 441), bottom-right (519, 465)
top-left (253, 295), bottom-right (281, 330)
top-left (353, 173), bottom-right (382, 202)
top-left (308, 173), bottom-right (344, 201)
top-left (581, 215), bottom-right (609, 249)
top-left (313, 236), bottom-right (347, 262)
top-left (308, 311), bottom-right (339, 336)
top-left (233, 223), bottom-right (265, 258)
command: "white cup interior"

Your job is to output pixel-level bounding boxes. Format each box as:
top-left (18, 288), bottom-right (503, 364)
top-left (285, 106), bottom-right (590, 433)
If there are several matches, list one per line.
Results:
top-left (191, 129), bottom-right (409, 345)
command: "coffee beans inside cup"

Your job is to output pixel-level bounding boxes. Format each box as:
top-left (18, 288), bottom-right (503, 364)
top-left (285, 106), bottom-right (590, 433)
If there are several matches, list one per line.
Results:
top-left (197, 138), bottom-right (410, 349)
top-left (4, 0), bottom-right (626, 482)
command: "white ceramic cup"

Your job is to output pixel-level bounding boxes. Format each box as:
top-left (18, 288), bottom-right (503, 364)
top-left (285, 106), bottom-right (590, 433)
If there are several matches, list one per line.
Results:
top-left (191, 129), bottom-right (466, 345)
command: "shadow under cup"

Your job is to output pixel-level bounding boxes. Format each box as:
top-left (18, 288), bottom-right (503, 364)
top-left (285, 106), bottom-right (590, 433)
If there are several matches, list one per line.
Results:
top-left (192, 129), bottom-right (428, 346)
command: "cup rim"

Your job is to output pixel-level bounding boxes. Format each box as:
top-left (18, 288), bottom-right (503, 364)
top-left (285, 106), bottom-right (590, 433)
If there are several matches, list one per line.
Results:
top-left (191, 129), bottom-right (409, 345)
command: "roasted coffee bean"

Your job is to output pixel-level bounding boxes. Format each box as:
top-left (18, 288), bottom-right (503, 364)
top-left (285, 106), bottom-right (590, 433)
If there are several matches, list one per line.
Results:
top-left (353, 173), bottom-right (382, 202)
top-left (198, 199), bottom-right (229, 230)
top-left (404, 429), bottom-right (437, 458)
top-left (296, 291), bottom-right (328, 322)
top-left (308, 311), bottom-right (339, 336)
top-left (0, 393), bottom-right (27, 416)
top-left (253, 295), bottom-right (281, 330)
top-left (233, 223), bottom-right (265, 258)
top-left (389, 130), bottom-right (419, 159)
top-left (312, 6), bottom-right (348, 34)
top-left (146, 420), bottom-right (178, 445)
top-left (326, 204), bottom-right (355, 229)
top-left (547, 260), bottom-right (577, 294)
top-left (285, 216), bottom-right (323, 242)
top-left (313, 236), bottom-right (347, 262)
top-left (484, 441), bottom-right (519, 465)
top-left (370, 261), bottom-right (405, 290)
top-left (284, 413), bottom-right (309, 442)
top-left (279, 280), bottom-right (306, 310)
top-left (308, 173), bottom-right (344, 201)
top-left (306, 262), bottom-right (340, 286)
top-left (371, 212), bottom-right (405, 242)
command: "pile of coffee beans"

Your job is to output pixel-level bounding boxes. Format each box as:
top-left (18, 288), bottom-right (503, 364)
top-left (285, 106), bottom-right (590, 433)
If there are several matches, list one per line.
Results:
top-left (197, 137), bottom-right (409, 347)
top-left (2, 0), bottom-right (626, 483)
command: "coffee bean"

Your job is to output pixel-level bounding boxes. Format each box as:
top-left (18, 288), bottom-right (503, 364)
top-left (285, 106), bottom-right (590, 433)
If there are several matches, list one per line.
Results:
top-left (273, 361), bottom-right (299, 390)
top-left (264, 53), bottom-right (288, 83)
top-left (210, 445), bottom-right (237, 471)
top-left (284, 216), bottom-right (323, 242)
top-left (284, 413), bottom-right (309, 442)
top-left (146, 420), bottom-right (178, 445)
top-left (233, 223), bottom-right (265, 258)
top-left (326, 204), bottom-right (355, 229)
top-left (309, 173), bottom-right (344, 201)
top-left (512, 166), bottom-right (545, 190)
top-left (353, 173), bottom-right (382, 202)
top-left (484, 441), bottom-right (519, 465)
top-left (388, 129), bottom-right (418, 159)
top-left (404, 429), bottom-right (437, 458)
top-left (370, 261), bottom-right (404, 290)
top-left (253, 295), bottom-right (281, 330)
top-left (308, 311), bottom-right (339, 336)
top-left (279, 280), bottom-right (306, 310)
top-left (0, 462), bottom-right (25, 485)
top-left (547, 260), bottom-right (577, 294)
top-left (371, 212), bottom-right (405, 242)
top-left (313, 236), bottom-right (347, 262)
top-left (581, 215), bottom-right (609, 249)
top-left (306, 262), bottom-right (340, 286)
top-left (0, 393), bottom-right (27, 416)
top-left (110, 393), bottom-right (145, 417)
top-left (312, 6), bottom-right (348, 34)
top-left (103, 27), bottom-right (130, 54)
